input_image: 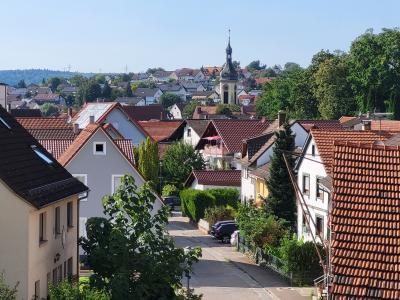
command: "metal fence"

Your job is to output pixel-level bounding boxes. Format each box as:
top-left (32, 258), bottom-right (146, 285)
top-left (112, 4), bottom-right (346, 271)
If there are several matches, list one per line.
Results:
top-left (237, 235), bottom-right (319, 286)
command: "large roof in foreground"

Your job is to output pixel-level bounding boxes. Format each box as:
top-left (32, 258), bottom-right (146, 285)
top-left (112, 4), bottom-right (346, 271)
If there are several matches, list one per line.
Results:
top-left (0, 106), bottom-right (87, 208)
top-left (331, 141), bottom-right (400, 299)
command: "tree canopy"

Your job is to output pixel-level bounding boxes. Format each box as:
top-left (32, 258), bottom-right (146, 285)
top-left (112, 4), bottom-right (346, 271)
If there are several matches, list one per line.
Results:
top-left (80, 175), bottom-right (201, 299)
top-left (162, 142), bottom-right (205, 188)
top-left (160, 93), bottom-right (182, 108)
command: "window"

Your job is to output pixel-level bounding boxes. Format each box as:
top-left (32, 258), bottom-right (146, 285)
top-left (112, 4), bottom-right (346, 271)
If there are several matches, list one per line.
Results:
top-left (316, 177), bottom-right (324, 200)
top-left (52, 268), bottom-right (57, 284)
top-left (34, 280), bottom-right (40, 300)
top-left (112, 175), bottom-right (123, 193)
top-left (54, 207), bottom-right (61, 236)
top-left (67, 257), bottom-right (73, 279)
top-left (0, 117), bottom-right (11, 129)
top-left (93, 142), bottom-right (106, 155)
top-left (57, 265), bottom-right (62, 283)
top-left (67, 202), bottom-right (73, 228)
top-left (64, 261), bottom-right (67, 279)
top-left (31, 145), bottom-right (53, 164)
top-left (311, 144), bottom-right (315, 156)
top-left (39, 212), bottom-right (47, 244)
top-left (316, 215), bottom-right (324, 237)
top-left (79, 217), bottom-right (87, 239)
top-left (302, 174), bottom-right (310, 196)
top-left (73, 174), bottom-right (88, 201)
top-left (187, 128), bottom-right (191, 137)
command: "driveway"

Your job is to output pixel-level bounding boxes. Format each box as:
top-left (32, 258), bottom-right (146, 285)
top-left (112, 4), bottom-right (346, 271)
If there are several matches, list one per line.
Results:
top-left (168, 213), bottom-right (314, 300)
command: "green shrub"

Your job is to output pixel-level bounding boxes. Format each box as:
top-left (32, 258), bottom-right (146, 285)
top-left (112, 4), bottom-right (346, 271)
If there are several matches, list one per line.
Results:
top-left (204, 206), bottom-right (236, 226)
top-left (49, 280), bottom-right (110, 300)
top-left (0, 272), bottom-right (18, 300)
top-left (236, 203), bottom-right (287, 250)
top-left (180, 189), bottom-right (215, 221)
top-left (207, 188), bottom-right (240, 209)
top-left (162, 184), bottom-right (179, 197)
top-left (277, 235), bottom-right (324, 285)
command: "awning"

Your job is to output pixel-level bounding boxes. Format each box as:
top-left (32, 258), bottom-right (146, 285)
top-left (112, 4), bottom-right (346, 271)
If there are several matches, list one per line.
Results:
top-left (203, 135), bottom-right (221, 141)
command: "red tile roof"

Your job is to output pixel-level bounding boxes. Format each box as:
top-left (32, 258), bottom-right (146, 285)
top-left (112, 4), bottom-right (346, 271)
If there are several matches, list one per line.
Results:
top-left (311, 129), bottom-right (393, 174)
top-left (371, 120), bottom-right (400, 131)
top-left (255, 77), bottom-right (273, 85)
top-left (331, 141), bottom-right (400, 299)
top-left (122, 105), bottom-right (165, 121)
top-left (58, 123), bottom-right (99, 166)
top-left (296, 120), bottom-right (344, 132)
top-left (28, 128), bottom-right (78, 139)
top-left (339, 116), bottom-right (357, 124)
top-left (185, 170), bottom-right (241, 187)
top-left (192, 106), bottom-right (217, 119)
top-left (138, 120), bottom-right (183, 142)
top-left (198, 119), bottom-right (272, 153)
top-left (16, 117), bottom-right (71, 129)
top-left (203, 66), bottom-right (222, 76)
top-left (113, 139), bottom-right (135, 165)
top-left (38, 139), bottom-right (73, 159)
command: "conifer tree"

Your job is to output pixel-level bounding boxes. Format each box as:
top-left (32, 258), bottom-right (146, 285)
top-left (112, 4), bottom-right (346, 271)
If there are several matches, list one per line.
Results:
top-left (138, 137), bottom-right (159, 188)
top-left (266, 122), bottom-right (296, 228)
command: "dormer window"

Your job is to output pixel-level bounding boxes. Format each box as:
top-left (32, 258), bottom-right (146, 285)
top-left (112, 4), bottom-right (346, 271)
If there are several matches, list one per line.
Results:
top-left (31, 145), bottom-right (53, 164)
top-left (0, 117), bottom-right (11, 129)
top-left (93, 142), bottom-right (106, 155)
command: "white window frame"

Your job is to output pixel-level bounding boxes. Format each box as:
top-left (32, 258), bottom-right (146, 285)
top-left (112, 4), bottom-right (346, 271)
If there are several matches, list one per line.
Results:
top-left (72, 174), bottom-right (88, 201)
top-left (93, 142), bottom-right (106, 155)
top-left (111, 174), bottom-right (124, 193)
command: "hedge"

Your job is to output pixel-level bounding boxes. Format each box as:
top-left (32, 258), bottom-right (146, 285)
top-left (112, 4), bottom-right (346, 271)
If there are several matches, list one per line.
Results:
top-left (207, 188), bottom-right (240, 209)
top-left (180, 189), bottom-right (215, 222)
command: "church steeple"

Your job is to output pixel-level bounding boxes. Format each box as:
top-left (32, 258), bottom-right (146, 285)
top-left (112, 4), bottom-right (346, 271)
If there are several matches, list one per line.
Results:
top-left (220, 29), bottom-right (238, 81)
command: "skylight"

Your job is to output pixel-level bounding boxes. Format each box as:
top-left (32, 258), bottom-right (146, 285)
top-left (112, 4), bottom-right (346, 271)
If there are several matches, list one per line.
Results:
top-left (31, 145), bottom-right (53, 164)
top-left (0, 117), bottom-right (11, 129)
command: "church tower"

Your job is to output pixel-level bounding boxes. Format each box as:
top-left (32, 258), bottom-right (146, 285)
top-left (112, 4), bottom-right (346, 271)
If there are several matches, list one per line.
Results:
top-left (219, 32), bottom-right (238, 105)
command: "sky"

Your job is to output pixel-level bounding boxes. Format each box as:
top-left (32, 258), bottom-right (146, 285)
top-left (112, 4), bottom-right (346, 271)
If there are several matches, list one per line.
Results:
top-left (0, 0), bottom-right (399, 73)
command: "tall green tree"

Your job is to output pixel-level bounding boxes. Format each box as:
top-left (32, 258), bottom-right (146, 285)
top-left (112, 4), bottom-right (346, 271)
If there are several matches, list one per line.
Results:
top-left (162, 142), bottom-right (205, 188)
top-left (124, 83), bottom-right (133, 97)
top-left (40, 103), bottom-right (59, 116)
top-left (17, 79), bottom-right (26, 88)
top-left (102, 81), bottom-right (112, 99)
top-left (314, 54), bottom-right (356, 119)
top-left (348, 28), bottom-right (400, 113)
top-left (80, 175), bottom-right (201, 299)
top-left (76, 80), bottom-right (102, 105)
top-left (138, 137), bottom-right (159, 188)
top-left (266, 123), bottom-right (296, 229)
top-left (48, 77), bottom-right (62, 92)
top-left (160, 93), bottom-right (182, 108)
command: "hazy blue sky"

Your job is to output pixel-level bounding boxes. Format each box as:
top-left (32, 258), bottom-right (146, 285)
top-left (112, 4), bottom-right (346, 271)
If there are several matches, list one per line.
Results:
top-left (0, 0), bottom-right (399, 73)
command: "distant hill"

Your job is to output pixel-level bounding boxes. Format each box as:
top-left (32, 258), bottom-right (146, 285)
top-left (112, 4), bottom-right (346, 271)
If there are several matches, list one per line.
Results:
top-left (0, 69), bottom-right (92, 86)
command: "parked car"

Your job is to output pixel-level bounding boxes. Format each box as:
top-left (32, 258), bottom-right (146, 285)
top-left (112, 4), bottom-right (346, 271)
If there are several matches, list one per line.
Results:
top-left (214, 222), bottom-right (238, 243)
top-left (210, 220), bottom-right (235, 236)
top-left (163, 196), bottom-right (180, 211)
top-left (230, 230), bottom-right (239, 246)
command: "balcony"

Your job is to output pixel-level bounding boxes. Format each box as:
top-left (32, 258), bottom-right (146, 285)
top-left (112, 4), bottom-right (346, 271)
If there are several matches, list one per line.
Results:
top-left (203, 144), bottom-right (229, 156)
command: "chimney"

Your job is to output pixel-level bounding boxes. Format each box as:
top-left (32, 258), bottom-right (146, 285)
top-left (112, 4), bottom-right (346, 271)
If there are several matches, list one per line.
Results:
top-left (366, 111), bottom-right (370, 118)
top-left (261, 116), bottom-right (266, 123)
top-left (89, 115), bottom-right (95, 124)
top-left (278, 110), bottom-right (286, 127)
top-left (197, 107), bottom-right (202, 114)
top-left (73, 123), bottom-right (79, 134)
top-left (362, 120), bottom-right (371, 131)
top-left (67, 107), bottom-right (73, 118)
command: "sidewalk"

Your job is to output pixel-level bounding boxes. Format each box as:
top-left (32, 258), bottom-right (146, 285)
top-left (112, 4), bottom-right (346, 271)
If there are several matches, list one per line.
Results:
top-left (169, 214), bottom-right (316, 300)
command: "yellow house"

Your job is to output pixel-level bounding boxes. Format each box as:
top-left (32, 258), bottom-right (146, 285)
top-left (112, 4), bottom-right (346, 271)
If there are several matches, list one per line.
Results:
top-left (250, 163), bottom-right (270, 207)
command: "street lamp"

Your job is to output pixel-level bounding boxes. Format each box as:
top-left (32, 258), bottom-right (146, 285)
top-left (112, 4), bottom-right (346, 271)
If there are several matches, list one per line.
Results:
top-left (183, 246), bottom-right (192, 297)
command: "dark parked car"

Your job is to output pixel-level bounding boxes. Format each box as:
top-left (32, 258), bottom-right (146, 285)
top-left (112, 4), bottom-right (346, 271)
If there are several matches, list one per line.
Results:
top-left (214, 222), bottom-right (238, 243)
top-left (210, 220), bottom-right (235, 236)
top-left (163, 196), bottom-right (180, 211)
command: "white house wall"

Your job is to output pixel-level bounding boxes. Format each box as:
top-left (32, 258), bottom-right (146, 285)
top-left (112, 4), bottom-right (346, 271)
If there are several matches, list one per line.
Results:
top-left (241, 168), bottom-right (255, 202)
top-left (290, 123), bottom-right (309, 148)
top-left (296, 137), bottom-right (329, 243)
top-left (105, 109), bottom-right (146, 145)
top-left (0, 183), bottom-right (29, 300)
